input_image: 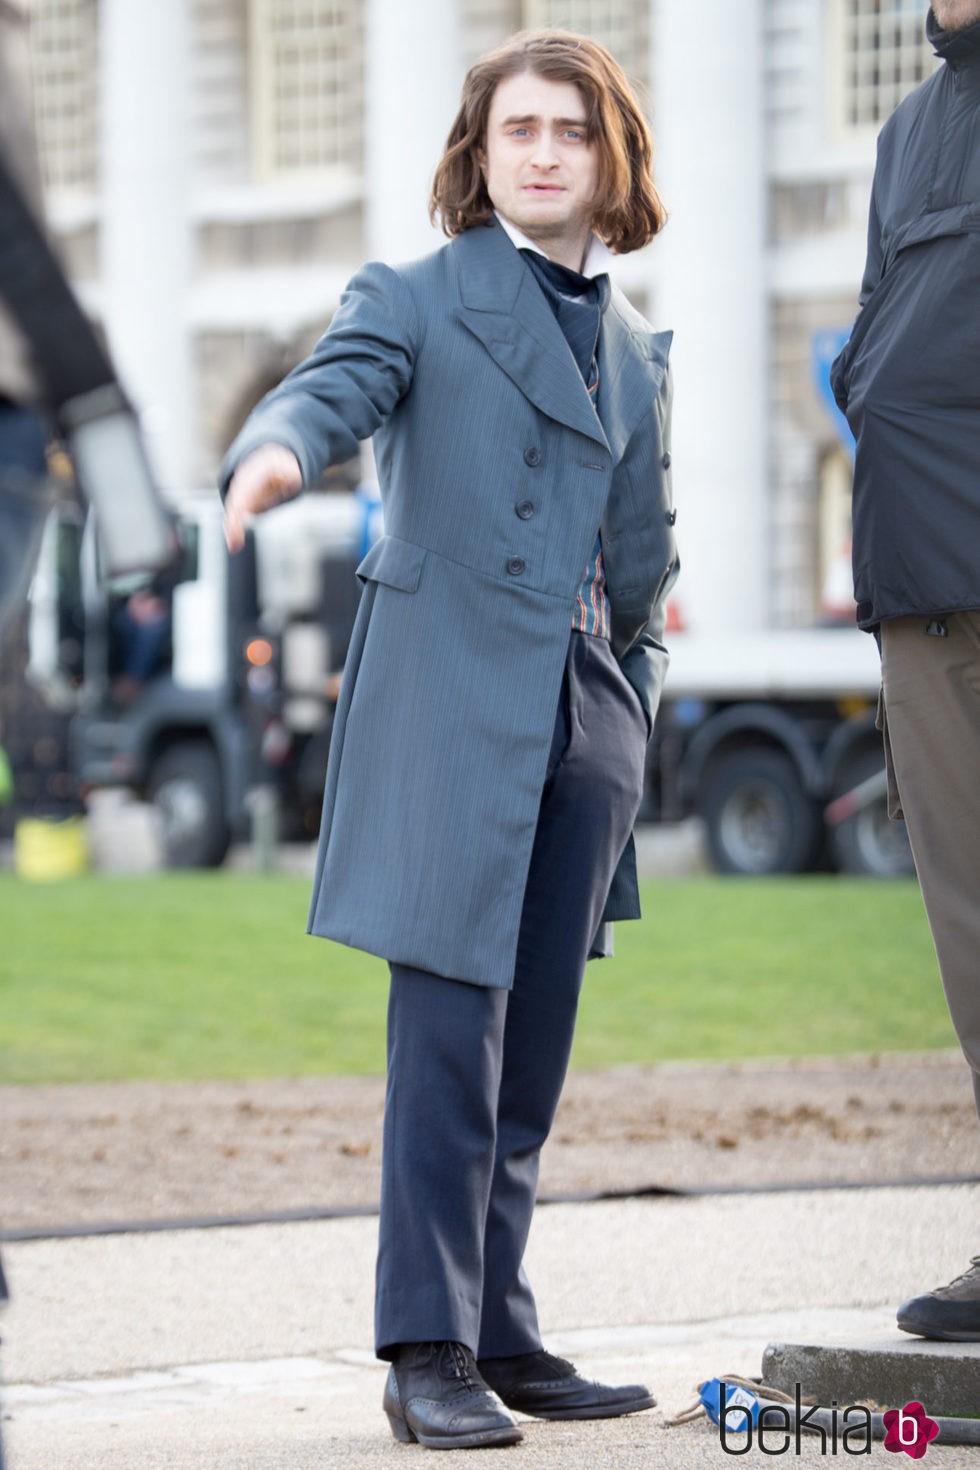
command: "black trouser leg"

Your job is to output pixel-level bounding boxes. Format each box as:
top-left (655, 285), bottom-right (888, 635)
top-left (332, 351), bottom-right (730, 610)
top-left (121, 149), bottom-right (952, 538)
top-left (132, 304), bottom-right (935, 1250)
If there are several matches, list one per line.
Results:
top-left (477, 634), bottom-right (647, 1357)
top-left (375, 634), bottom-right (646, 1361)
top-left (375, 965), bottom-right (508, 1358)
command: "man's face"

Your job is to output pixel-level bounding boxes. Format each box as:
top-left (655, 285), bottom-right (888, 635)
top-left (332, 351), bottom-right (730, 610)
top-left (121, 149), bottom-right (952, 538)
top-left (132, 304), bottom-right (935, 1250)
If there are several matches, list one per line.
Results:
top-left (480, 71), bottom-right (599, 266)
top-left (932, 0), bottom-right (980, 29)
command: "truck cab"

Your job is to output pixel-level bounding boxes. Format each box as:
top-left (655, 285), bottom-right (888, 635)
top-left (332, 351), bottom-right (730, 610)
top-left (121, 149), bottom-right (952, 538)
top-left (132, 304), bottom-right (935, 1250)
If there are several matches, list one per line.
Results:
top-left (27, 489), bottom-right (369, 865)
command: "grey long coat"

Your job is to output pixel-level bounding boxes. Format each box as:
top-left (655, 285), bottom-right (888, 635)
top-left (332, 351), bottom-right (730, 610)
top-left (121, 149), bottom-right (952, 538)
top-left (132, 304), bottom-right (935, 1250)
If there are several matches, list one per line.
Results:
top-left (223, 218), bottom-right (678, 988)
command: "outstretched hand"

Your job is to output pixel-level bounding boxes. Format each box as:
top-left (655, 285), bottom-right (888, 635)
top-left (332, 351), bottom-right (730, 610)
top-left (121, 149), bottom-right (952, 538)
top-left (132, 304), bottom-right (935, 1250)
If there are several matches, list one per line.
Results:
top-left (223, 444), bottom-right (303, 552)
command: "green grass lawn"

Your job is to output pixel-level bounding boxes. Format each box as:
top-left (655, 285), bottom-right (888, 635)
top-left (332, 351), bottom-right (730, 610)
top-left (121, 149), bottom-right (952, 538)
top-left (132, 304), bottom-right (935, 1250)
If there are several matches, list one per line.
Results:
top-left (0, 872), bottom-right (954, 1084)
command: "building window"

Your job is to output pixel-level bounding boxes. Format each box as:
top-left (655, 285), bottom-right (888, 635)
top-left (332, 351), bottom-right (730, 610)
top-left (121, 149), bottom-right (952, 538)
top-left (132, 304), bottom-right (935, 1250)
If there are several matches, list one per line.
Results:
top-left (29, 0), bottom-right (99, 194)
top-left (193, 0), bottom-right (251, 185)
top-left (249, 0), bottom-right (364, 181)
top-left (521, 0), bottom-right (649, 97)
top-left (832, 0), bottom-right (935, 134)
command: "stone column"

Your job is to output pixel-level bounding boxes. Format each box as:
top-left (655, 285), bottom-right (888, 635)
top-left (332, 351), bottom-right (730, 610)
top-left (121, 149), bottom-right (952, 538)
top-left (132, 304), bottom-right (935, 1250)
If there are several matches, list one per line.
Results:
top-left (649, 0), bottom-right (768, 630)
top-left (100, 0), bottom-right (192, 495)
top-left (364, 0), bottom-right (462, 262)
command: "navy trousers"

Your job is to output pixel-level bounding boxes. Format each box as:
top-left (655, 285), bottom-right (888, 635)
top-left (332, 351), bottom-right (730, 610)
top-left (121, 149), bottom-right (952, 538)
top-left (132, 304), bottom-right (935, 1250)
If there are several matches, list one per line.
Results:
top-left (375, 630), bottom-right (647, 1359)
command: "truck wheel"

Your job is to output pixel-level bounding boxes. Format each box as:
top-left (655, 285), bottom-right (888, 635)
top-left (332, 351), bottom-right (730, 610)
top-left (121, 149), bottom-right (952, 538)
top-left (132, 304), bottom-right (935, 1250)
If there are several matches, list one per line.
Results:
top-left (147, 741), bottom-right (230, 869)
top-left (700, 750), bottom-right (823, 875)
top-left (828, 750), bottom-right (916, 878)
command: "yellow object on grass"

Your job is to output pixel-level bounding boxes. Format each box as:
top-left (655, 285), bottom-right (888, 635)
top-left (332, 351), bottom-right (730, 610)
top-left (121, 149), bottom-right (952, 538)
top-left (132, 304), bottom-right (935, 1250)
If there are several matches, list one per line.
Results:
top-left (14, 816), bottom-right (88, 880)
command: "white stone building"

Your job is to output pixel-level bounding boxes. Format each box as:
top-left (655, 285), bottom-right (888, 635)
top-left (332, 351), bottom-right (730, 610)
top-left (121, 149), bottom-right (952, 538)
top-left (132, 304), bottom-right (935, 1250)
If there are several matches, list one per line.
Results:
top-left (27, 0), bottom-right (937, 631)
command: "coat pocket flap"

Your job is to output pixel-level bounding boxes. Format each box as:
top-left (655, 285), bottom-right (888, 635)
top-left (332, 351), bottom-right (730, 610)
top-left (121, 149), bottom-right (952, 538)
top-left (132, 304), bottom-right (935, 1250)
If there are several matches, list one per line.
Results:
top-left (885, 204), bottom-right (980, 270)
top-left (356, 534), bottom-right (426, 592)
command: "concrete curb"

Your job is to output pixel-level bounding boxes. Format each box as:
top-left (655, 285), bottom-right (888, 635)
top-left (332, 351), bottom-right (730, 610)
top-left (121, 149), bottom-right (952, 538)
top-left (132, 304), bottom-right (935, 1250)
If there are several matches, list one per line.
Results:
top-left (762, 1337), bottom-right (980, 1419)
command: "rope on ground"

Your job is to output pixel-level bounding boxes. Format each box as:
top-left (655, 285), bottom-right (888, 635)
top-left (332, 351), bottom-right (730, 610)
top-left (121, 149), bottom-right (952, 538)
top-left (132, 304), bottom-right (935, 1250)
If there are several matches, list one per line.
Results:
top-left (663, 1374), bottom-right (808, 1428)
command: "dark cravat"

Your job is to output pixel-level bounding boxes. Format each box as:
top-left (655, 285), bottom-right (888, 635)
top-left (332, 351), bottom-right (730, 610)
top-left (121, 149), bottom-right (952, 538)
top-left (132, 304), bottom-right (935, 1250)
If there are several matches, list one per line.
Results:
top-left (520, 250), bottom-right (610, 395)
top-left (520, 249), bottom-right (613, 639)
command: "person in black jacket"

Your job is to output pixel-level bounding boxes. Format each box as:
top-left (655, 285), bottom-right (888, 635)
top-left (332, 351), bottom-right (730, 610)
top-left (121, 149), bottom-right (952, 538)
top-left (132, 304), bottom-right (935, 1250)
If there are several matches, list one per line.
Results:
top-left (0, 0), bottom-right (51, 631)
top-left (832, 1), bottom-right (980, 1343)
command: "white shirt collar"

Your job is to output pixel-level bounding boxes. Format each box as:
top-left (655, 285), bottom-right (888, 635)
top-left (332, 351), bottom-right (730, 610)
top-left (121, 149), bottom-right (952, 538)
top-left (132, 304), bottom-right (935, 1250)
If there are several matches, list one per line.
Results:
top-left (493, 210), bottom-right (613, 279)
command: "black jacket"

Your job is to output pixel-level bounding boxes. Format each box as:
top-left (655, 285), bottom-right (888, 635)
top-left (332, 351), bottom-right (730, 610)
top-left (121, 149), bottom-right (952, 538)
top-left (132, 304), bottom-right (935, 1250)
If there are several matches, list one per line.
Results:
top-left (831, 10), bottom-right (980, 631)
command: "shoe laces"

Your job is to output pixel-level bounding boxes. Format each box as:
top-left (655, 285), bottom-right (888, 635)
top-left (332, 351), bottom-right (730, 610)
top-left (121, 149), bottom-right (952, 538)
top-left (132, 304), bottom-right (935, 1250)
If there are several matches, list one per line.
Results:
top-left (440, 1341), bottom-right (480, 1394)
top-left (934, 1256), bottom-right (980, 1295)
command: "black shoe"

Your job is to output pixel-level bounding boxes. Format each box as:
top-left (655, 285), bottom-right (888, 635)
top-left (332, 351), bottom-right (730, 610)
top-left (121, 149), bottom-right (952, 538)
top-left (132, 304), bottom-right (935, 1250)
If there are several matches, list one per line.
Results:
top-left (478, 1348), bottom-right (656, 1420)
top-left (897, 1256), bottom-right (980, 1342)
top-left (383, 1340), bottom-right (523, 1449)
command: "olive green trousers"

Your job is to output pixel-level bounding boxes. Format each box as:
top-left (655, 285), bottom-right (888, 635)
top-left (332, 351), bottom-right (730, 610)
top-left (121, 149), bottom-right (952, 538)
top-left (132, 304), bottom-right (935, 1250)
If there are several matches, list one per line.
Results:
top-left (880, 611), bottom-right (980, 1122)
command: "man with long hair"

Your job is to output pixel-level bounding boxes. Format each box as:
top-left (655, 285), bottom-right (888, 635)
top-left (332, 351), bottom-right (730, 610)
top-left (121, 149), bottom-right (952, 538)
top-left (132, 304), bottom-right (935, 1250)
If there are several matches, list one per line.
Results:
top-left (223, 30), bottom-right (677, 1450)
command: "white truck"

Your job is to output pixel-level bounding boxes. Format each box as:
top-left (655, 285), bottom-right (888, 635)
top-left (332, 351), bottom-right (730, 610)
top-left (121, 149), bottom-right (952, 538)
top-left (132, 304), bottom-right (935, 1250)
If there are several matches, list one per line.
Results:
top-left (27, 490), bottom-right (370, 866)
top-left (27, 496), bottom-right (911, 877)
top-left (645, 630), bottom-right (912, 876)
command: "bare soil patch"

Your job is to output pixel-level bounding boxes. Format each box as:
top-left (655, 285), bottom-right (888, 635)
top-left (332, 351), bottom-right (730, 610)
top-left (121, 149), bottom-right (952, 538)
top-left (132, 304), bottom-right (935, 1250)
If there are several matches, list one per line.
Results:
top-left (1, 1052), bottom-right (977, 1234)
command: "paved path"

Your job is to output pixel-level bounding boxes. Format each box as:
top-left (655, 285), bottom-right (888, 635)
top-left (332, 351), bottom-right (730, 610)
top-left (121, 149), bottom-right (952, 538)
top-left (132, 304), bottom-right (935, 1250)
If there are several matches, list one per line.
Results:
top-left (3, 1182), bottom-right (978, 1467)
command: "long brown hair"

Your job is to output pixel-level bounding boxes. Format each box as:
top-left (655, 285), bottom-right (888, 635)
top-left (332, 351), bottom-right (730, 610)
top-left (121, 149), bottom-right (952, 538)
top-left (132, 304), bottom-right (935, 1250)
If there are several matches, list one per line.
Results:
top-left (429, 29), bottom-right (667, 255)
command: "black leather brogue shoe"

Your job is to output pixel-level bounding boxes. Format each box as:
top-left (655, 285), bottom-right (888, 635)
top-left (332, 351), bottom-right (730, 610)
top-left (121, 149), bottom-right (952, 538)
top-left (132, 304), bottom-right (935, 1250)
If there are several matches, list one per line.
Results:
top-left (897, 1256), bottom-right (980, 1341)
top-left (478, 1348), bottom-right (656, 1420)
top-left (383, 1341), bottom-right (523, 1449)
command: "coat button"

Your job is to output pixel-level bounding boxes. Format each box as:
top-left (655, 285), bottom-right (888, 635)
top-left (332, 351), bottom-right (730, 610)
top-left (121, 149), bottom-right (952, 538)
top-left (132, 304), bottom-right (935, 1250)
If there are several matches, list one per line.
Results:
top-left (507, 557), bottom-right (526, 576)
top-left (662, 451), bottom-right (672, 470)
top-left (523, 446), bottom-right (542, 467)
top-left (666, 508), bottom-right (677, 526)
top-left (515, 500), bottom-right (534, 519)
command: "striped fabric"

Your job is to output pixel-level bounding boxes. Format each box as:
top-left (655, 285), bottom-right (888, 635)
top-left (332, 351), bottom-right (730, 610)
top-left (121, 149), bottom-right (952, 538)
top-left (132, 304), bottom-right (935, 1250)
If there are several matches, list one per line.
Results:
top-left (572, 372), bottom-right (610, 636)
top-left (575, 530), bottom-right (610, 637)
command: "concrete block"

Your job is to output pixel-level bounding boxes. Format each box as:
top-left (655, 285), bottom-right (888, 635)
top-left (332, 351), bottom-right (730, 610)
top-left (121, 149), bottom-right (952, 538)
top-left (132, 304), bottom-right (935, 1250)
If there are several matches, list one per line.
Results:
top-left (762, 1337), bottom-right (980, 1419)
top-left (85, 787), bottom-right (163, 873)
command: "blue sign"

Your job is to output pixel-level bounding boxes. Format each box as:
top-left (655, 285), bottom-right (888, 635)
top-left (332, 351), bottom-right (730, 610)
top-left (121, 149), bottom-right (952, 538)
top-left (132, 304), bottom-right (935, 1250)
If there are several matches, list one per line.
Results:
top-left (811, 328), bottom-right (855, 461)
top-left (353, 481), bottom-right (384, 559)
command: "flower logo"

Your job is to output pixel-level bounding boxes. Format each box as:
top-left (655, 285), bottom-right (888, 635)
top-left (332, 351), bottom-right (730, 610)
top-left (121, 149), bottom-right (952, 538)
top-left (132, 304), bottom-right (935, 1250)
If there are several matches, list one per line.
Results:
top-left (883, 1401), bottom-right (940, 1458)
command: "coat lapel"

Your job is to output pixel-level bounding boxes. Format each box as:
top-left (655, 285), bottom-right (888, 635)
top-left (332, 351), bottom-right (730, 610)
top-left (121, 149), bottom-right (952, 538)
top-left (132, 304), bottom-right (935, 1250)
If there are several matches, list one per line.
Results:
top-left (453, 221), bottom-right (608, 451)
top-left (597, 299), bottom-right (672, 466)
top-left (453, 220), bottom-right (671, 464)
